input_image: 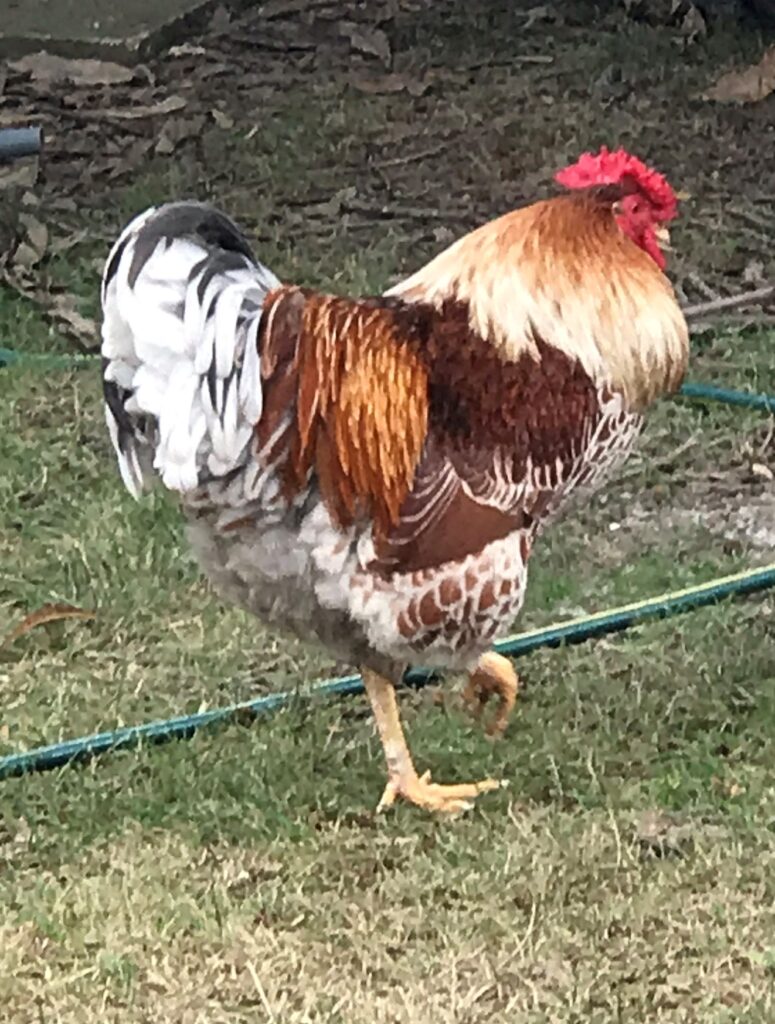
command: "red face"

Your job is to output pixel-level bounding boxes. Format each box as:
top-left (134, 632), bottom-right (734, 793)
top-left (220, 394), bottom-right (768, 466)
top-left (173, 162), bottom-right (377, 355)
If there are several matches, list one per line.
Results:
top-left (613, 193), bottom-right (670, 270)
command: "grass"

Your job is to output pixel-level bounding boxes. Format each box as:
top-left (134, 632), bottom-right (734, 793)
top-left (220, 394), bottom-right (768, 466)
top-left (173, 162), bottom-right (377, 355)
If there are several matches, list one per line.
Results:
top-left (2, 258), bottom-right (775, 1024)
top-left (2, 6), bottom-right (775, 1018)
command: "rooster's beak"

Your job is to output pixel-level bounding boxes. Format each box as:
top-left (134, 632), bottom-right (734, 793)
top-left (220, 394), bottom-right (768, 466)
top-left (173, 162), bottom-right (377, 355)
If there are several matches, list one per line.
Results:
top-left (654, 225), bottom-right (672, 250)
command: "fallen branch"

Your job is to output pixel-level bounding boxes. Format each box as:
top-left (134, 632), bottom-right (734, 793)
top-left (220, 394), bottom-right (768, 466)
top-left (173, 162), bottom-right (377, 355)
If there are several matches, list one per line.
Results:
top-left (371, 141), bottom-right (453, 170)
top-left (690, 313), bottom-right (775, 334)
top-left (682, 284), bottom-right (775, 321)
top-left (1, 603), bottom-right (95, 649)
top-left (685, 271), bottom-right (720, 302)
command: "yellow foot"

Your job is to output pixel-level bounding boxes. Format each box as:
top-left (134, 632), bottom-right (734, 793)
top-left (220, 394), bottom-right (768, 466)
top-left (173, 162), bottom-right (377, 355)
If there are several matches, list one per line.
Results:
top-left (462, 651), bottom-right (519, 738)
top-left (377, 769), bottom-right (503, 815)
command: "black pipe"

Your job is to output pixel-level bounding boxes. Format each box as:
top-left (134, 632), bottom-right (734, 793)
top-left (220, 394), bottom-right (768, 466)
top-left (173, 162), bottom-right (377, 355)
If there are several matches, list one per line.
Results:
top-left (0, 127), bottom-right (43, 163)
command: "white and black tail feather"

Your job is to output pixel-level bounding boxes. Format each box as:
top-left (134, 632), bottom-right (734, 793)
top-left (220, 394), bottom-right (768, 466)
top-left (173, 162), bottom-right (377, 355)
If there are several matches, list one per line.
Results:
top-left (100, 201), bottom-right (280, 498)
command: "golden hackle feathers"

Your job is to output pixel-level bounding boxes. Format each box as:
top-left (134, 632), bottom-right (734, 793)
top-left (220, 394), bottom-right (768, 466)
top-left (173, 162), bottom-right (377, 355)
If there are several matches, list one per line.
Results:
top-left (388, 192), bottom-right (689, 412)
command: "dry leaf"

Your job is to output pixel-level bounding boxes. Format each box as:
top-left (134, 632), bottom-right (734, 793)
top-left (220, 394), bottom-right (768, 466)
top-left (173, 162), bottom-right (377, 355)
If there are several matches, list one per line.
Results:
top-left (12, 213), bottom-right (48, 269)
top-left (9, 52), bottom-right (134, 87)
top-left (703, 45), bottom-right (775, 104)
top-left (523, 5), bottom-right (554, 28)
top-left (155, 115), bottom-right (206, 155)
top-left (10, 243), bottom-right (40, 270)
top-left (18, 213), bottom-right (47, 257)
top-left (433, 225), bottom-right (455, 245)
top-left (103, 95), bottom-right (187, 120)
top-left (341, 23), bottom-right (392, 67)
top-left (351, 73), bottom-right (428, 96)
top-left (751, 462), bottom-right (774, 481)
top-left (211, 109), bottom-right (235, 130)
top-left (49, 197), bottom-right (78, 214)
top-left (743, 258), bottom-right (766, 286)
top-left (168, 43), bottom-right (208, 57)
top-left (5, 269), bottom-right (100, 350)
top-left (680, 3), bottom-right (706, 40)
top-left (48, 228), bottom-right (90, 256)
top-left (0, 160), bottom-right (39, 190)
top-left (119, 137), bottom-right (155, 169)
top-left (48, 293), bottom-right (98, 349)
top-left (197, 62), bottom-right (231, 82)
top-left (210, 4), bottom-right (232, 31)
top-left (155, 133), bottom-right (176, 156)
top-left (313, 186), bottom-right (358, 217)
top-left (2, 603), bottom-right (95, 648)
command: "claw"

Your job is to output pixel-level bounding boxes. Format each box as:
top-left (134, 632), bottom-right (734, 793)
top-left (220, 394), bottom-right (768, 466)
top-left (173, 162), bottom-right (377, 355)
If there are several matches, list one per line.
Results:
top-left (362, 666), bottom-right (505, 817)
top-left (462, 652), bottom-right (519, 738)
top-left (377, 770), bottom-right (502, 816)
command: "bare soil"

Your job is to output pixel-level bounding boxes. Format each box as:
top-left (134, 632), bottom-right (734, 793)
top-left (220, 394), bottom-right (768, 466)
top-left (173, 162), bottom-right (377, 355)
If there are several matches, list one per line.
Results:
top-left (3, 0), bottom-right (774, 296)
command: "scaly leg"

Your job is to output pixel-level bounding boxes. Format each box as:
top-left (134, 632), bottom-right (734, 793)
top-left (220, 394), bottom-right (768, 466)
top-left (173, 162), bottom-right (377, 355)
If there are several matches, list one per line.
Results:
top-left (362, 667), bottom-right (502, 815)
top-left (461, 651), bottom-right (519, 738)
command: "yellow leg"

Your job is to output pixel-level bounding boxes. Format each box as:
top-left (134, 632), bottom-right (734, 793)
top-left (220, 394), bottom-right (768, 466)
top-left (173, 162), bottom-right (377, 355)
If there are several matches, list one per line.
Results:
top-left (362, 667), bottom-right (503, 815)
top-left (461, 651), bottom-right (519, 738)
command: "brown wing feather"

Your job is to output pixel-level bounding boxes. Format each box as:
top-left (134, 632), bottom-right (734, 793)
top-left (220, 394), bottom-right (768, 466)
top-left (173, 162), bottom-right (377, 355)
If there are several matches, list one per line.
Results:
top-left (371, 441), bottom-right (524, 575)
top-left (258, 288), bottom-right (429, 537)
top-left (370, 303), bottom-right (604, 575)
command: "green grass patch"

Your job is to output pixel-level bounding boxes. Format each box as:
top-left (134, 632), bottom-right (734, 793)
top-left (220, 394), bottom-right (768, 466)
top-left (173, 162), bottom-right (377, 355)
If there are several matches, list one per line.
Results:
top-left (1, 9), bottom-right (775, 1016)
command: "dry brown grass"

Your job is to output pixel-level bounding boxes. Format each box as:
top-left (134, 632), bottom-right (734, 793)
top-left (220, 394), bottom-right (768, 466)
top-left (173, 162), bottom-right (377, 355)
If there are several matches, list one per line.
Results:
top-left (3, 808), bottom-right (775, 1023)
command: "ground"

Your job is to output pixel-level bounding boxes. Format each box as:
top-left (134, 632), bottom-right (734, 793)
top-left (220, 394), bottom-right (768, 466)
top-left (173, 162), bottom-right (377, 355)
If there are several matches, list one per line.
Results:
top-left (1, 2), bottom-right (775, 1022)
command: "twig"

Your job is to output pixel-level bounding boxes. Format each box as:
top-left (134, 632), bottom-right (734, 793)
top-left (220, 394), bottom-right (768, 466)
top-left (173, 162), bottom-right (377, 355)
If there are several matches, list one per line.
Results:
top-left (653, 433), bottom-right (703, 470)
top-left (685, 271), bottom-right (720, 302)
top-left (245, 961), bottom-right (276, 1022)
top-left (727, 206), bottom-right (775, 232)
top-left (682, 284), bottom-right (775, 321)
top-left (343, 199), bottom-right (465, 223)
top-left (757, 417), bottom-right (775, 460)
top-left (690, 313), bottom-right (775, 333)
top-left (371, 141), bottom-right (452, 170)
top-left (459, 56), bottom-right (554, 71)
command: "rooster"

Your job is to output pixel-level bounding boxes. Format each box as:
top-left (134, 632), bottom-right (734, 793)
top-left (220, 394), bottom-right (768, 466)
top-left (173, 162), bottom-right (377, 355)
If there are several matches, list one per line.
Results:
top-left (100, 147), bottom-right (689, 814)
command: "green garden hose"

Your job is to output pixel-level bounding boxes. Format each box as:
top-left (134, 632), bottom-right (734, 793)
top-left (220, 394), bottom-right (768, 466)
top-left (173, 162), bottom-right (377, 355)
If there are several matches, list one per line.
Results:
top-left (1, 345), bottom-right (774, 782)
top-left (1, 562), bottom-right (774, 781)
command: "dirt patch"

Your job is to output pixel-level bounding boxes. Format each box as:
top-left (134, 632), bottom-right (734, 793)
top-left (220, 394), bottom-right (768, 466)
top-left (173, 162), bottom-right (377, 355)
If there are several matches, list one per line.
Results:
top-left (0, 0), bottom-right (216, 62)
top-left (2, 1), bottom-right (774, 291)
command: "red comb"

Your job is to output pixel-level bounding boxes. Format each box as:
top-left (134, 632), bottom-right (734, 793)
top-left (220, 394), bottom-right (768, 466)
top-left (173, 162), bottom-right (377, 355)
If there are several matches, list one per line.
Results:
top-left (555, 146), bottom-right (678, 222)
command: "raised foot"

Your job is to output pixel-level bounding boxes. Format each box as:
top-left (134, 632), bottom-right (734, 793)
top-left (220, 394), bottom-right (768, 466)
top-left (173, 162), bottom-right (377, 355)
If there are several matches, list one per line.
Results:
top-left (377, 769), bottom-right (504, 815)
top-left (462, 651), bottom-right (519, 738)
